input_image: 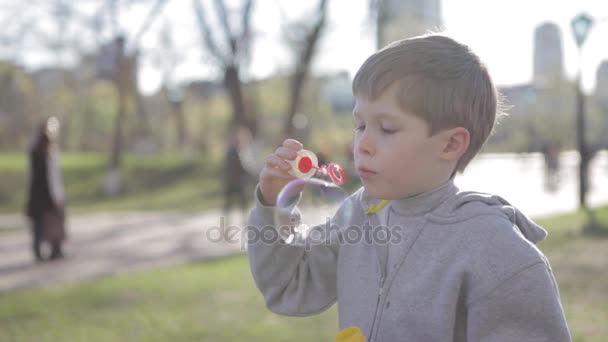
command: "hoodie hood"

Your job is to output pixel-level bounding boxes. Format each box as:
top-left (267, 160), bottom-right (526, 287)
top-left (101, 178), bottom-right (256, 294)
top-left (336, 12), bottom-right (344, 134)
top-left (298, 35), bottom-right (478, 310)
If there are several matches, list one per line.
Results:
top-left (438, 190), bottom-right (548, 244)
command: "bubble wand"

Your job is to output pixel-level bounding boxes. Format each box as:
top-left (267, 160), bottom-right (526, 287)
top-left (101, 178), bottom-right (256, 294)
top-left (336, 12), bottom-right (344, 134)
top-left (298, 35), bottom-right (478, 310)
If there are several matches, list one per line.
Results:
top-left (288, 150), bottom-right (346, 185)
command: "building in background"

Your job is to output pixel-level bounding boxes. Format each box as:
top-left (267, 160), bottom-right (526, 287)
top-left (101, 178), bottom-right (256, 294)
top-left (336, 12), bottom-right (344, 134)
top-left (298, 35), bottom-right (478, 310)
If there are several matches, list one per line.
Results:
top-left (533, 22), bottom-right (564, 86)
top-left (501, 22), bottom-right (567, 116)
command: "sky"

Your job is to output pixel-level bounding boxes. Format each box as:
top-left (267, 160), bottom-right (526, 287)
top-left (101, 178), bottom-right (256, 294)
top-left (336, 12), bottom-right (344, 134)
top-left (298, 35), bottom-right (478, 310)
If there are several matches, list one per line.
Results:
top-left (2, 0), bottom-right (607, 95)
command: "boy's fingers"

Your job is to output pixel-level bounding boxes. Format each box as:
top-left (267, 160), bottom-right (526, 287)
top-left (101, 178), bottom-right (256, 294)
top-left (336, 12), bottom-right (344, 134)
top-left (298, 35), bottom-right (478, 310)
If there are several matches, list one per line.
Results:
top-left (262, 167), bottom-right (292, 180)
top-left (275, 147), bottom-right (298, 160)
top-left (282, 139), bottom-right (303, 150)
top-left (266, 154), bottom-right (292, 170)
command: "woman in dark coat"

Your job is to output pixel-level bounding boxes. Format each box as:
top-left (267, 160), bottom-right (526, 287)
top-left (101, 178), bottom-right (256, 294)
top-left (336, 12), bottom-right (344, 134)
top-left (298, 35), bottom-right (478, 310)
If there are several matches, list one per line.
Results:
top-left (25, 117), bottom-right (66, 261)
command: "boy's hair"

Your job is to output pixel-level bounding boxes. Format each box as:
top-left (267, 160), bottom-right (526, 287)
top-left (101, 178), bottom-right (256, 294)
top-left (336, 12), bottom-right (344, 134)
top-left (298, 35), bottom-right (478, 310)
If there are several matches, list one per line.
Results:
top-left (352, 34), bottom-right (501, 172)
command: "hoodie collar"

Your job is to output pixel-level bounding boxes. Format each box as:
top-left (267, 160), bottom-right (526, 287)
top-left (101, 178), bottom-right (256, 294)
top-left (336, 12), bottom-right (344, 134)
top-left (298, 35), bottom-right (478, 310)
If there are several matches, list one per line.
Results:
top-left (390, 179), bottom-right (459, 216)
top-left (362, 179), bottom-right (459, 217)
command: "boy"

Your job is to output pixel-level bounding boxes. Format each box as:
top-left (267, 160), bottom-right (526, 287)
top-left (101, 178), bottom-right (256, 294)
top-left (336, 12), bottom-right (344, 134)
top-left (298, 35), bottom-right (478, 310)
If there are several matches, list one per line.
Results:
top-left (247, 34), bottom-right (571, 341)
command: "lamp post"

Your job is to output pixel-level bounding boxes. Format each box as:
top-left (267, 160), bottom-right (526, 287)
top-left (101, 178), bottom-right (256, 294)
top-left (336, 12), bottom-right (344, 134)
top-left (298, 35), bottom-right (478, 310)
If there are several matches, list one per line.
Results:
top-left (571, 13), bottom-right (594, 210)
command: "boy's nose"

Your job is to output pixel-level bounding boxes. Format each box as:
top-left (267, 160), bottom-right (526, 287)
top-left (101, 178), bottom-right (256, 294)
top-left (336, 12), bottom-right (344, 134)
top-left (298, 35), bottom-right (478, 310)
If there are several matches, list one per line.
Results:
top-left (356, 131), bottom-right (375, 156)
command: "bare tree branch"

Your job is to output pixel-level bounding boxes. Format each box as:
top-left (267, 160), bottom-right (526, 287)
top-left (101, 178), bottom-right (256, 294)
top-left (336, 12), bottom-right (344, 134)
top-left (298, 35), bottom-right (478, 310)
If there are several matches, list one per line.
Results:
top-left (192, 0), bottom-right (256, 130)
top-left (283, 0), bottom-right (330, 139)
top-left (130, 0), bottom-right (169, 52)
top-left (213, 0), bottom-right (236, 57)
top-left (238, 0), bottom-right (254, 64)
top-left (193, 0), bottom-right (227, 64)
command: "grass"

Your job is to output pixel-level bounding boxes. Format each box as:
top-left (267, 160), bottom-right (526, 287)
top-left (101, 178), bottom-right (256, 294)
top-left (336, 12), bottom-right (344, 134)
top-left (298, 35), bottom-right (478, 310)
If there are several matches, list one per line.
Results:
top-left (535, 209), bottom-right (608, 342)
top-left (0, 256), bottom-right (338, 342)
top-left (0, 152), bottom-right (232, 215)
top-left (0, 207), bottom-right (607, 341)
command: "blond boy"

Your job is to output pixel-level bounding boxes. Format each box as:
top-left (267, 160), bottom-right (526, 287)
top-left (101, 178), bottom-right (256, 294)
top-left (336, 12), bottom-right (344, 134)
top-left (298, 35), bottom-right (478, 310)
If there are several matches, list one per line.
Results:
top-left (247, 34), bottom-right (571, 342)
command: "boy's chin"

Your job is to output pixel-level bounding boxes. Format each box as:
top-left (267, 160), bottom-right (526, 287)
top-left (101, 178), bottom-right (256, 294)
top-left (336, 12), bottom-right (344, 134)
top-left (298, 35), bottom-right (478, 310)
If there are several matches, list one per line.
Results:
top-left (363, 185), bottom-right (392, 200)
top-left (363, 185), bottom-right (412, 200)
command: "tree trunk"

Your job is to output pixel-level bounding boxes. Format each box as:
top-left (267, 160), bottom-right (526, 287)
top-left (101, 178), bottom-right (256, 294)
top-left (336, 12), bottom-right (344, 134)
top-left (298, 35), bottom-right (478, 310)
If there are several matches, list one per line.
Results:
top-left (224, 64), bottom-right (248, 129)
top-left (575, 74), bottom-right (589, 210)
top-left (282, 0), bottom-right (328, 141)
top-left (110, 79), bottom-right (127, 169)
top-left (105, 60), bottom-right (128, 196)
top-left (284, 68), bottom-right (307, 138)
top-left (170, 94), bottom-right (190, 153)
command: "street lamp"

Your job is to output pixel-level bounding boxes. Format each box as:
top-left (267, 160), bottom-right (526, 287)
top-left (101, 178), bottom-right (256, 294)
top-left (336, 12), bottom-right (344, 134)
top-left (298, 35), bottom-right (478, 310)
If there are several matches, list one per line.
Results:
top-left (571, 13), bottom-right (594, 210)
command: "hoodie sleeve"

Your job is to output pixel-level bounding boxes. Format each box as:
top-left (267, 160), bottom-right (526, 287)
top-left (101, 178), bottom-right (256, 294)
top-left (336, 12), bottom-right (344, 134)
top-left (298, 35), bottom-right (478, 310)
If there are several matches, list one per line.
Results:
top-left (466, 261), bottom-right (571, 342)
top-left (247, 184), bottom-right (348, 316)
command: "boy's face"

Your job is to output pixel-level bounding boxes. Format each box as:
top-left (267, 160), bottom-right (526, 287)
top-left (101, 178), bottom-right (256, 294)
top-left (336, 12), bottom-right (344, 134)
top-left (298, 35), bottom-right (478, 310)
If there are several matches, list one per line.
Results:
top-left (352, 83), bottom-right (451, 199)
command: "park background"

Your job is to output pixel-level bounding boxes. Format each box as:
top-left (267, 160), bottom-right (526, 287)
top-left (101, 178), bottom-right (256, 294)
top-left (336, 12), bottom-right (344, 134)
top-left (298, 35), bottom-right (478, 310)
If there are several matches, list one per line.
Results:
top-left (1, 0), bottom-right (608, 341)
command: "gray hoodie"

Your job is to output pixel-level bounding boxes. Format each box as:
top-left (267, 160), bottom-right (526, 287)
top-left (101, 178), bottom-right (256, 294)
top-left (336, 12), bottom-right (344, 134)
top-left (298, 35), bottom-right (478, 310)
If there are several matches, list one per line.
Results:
top-left (247, 180), bottom-right (571, 341)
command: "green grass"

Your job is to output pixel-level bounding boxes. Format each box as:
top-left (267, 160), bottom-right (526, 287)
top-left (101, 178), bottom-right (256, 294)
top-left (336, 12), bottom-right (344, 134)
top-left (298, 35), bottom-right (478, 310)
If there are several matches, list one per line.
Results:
top-left (0, 152), bottom-right (233, 215)
top-left (0, 256), bottom-right (338, 342)
top-left (0, 208), bottom-right (607, 341)
top-left (535, 209), bottom-right (608, 342)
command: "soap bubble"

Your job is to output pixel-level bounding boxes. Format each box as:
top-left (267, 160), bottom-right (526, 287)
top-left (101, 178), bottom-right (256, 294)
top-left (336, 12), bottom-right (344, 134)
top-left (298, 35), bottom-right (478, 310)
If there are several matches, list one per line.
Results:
top-left (274, 178), bottom-right (348, 244)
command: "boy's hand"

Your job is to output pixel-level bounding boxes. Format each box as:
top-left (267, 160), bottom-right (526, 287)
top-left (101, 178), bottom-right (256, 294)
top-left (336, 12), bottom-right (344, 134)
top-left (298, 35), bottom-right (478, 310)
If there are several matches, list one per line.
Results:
top-left (259, 139), bottom-right (303, 206)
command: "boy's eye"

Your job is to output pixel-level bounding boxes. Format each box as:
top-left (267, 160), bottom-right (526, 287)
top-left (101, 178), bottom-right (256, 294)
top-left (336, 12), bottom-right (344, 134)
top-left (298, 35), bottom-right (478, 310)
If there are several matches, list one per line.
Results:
top-left (353, 120), bottom-right (365, 132)
top-left (381, 127), bottom-right (397, 134)
top-left (353, 124), bottom-right (365, 132)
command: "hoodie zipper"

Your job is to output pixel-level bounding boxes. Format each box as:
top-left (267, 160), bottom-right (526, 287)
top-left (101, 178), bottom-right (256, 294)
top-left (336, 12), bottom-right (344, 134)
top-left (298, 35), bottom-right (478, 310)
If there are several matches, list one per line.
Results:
top-left (370, 223), bottom-right (390, 340)
top-left (367, 209), bottom-right (390, 342)
top-left (368, 276), bottom-right (385, 342)
top-left (368, 212), bottom-right (428, 342)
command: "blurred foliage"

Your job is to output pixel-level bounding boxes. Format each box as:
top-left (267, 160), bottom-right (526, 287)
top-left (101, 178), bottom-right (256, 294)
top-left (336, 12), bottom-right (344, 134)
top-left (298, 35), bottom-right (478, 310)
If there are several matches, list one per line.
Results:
top-left (2, 58), bottom-right (608, 212)
top-left (0, 153), bottom-right (226, 214)
top-left (2, 55), bottom-right (608, 159)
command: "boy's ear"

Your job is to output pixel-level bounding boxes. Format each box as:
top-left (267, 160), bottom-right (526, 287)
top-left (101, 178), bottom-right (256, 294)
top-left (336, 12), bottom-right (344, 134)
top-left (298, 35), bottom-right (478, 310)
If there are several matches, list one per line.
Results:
top-left (439, 127), bottom-right (470, 161)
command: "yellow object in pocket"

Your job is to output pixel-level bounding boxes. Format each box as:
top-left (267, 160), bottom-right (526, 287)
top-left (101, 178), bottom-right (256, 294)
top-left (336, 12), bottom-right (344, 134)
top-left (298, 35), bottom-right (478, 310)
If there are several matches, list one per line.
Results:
top-left (335, 326), bottom-right (366, 342)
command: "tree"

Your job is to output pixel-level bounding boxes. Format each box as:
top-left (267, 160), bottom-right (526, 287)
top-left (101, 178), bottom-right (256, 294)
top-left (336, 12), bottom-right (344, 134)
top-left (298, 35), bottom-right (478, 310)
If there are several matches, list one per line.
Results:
top-left (0, 0), bottom-right (170, 195)
top-left (192, 0), bottom-right (255, 132)
top-left (153, 21), bottom-right (192, 155)
top-left (0, 63), bottom-right (35, 149)
top-left (281, 0), bottom-right (330, 143)
top-left (99, 0), bottom-right (169, 196)
top-left (0, 0), bottom-right (89, 148)
top-left (369, 0), bottom-right (388, 49)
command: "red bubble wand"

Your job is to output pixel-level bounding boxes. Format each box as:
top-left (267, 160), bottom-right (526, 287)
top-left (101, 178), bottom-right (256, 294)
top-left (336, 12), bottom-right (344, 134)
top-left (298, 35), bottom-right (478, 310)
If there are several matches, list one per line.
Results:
top-left (288, 150), bottom-right (346, 185)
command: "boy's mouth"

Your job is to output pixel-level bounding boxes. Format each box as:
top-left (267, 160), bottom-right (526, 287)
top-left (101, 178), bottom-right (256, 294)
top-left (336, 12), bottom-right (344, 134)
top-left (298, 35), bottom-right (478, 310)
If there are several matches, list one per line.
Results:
top-left (357, 167), bottom-right (377, 179)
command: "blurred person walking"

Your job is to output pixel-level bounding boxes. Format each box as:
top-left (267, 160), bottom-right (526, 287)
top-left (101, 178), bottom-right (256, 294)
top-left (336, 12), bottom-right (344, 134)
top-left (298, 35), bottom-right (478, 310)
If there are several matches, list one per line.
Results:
top-left (541, 141), bottom-right (561, 192)
top-left (25, 117), bottom-right (67, 261)
top-left (222, 125), bottom-right (255, 226)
